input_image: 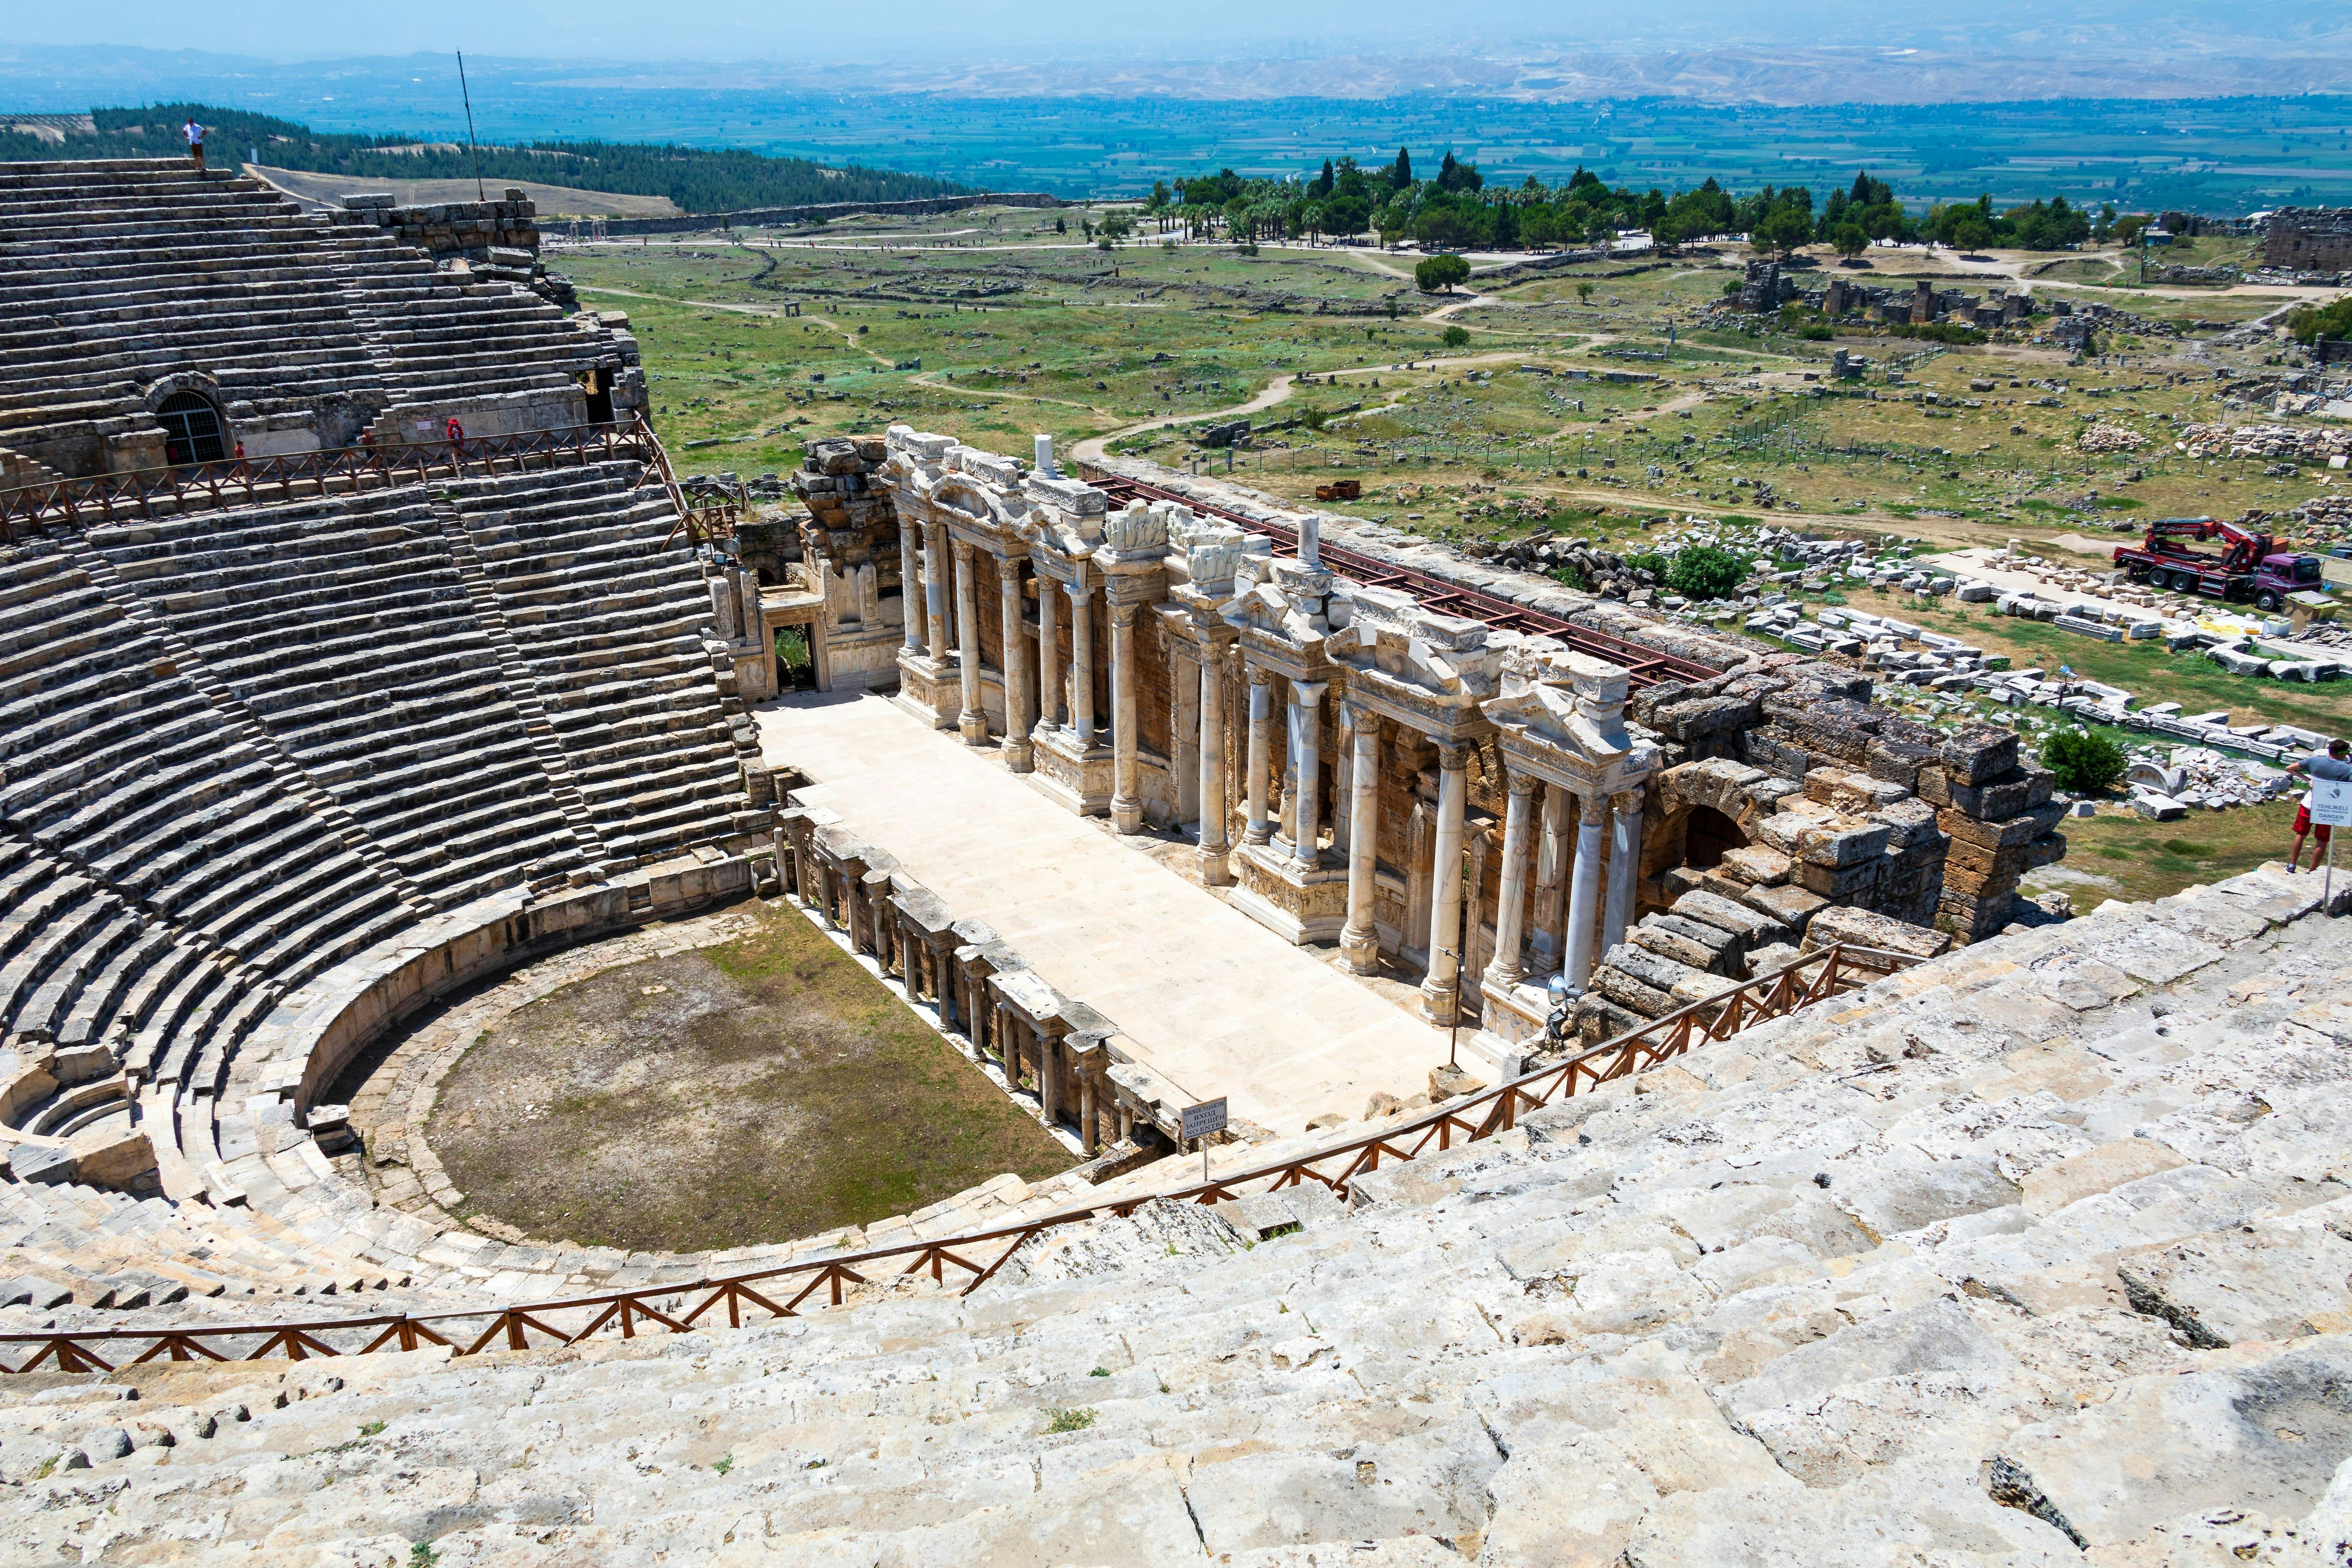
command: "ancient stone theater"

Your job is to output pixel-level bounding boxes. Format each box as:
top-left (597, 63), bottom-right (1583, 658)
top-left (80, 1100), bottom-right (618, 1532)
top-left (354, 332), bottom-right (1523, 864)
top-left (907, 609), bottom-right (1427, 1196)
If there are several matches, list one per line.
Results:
top-left (0, 159), bottom-right (2345, 1568)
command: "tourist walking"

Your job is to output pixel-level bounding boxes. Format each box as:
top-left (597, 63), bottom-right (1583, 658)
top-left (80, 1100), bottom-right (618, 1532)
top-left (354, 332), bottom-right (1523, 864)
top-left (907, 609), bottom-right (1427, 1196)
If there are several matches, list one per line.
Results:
top-left (183, 118), bottom-right (205, 172)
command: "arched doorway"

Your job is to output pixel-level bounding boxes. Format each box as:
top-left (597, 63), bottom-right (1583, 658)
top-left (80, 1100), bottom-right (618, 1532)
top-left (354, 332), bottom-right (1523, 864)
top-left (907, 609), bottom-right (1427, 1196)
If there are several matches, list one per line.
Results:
top-left (1683, 804), bottom-right (1747, 870)
top-left (156, 391), bottom-right (227, 465)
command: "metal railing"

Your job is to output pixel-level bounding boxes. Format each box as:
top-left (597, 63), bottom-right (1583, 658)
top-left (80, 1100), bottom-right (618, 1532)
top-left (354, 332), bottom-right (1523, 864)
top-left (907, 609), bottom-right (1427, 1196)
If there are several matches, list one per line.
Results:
top-left (1089, 471), bottom-right (1719, 690)
top-left (0, 941), bottom-right (1918, 1374)
top-left (0, 416), bottom-right (738, 544)
top-left (0, 422), bottom-right (646, 539)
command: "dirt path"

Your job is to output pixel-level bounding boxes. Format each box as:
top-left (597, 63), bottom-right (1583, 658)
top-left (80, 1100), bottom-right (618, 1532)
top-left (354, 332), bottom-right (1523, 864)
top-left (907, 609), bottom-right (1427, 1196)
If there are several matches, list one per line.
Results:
top-left (1070, 347), bottom-right (1565, 467)
top-left (906, 369), bottom-right (1110, 416)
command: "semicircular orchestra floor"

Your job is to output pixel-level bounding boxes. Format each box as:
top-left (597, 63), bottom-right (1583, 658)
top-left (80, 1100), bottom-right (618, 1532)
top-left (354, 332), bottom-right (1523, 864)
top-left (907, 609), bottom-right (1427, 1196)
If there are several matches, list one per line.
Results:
top-left (329, 901), bottom-right (1074, 1256)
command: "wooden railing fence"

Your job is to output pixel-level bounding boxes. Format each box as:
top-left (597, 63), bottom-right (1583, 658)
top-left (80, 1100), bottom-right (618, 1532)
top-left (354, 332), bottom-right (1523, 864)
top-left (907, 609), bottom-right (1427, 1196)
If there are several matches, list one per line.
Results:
top-left (0, 941), bottom-right (1916, 1374)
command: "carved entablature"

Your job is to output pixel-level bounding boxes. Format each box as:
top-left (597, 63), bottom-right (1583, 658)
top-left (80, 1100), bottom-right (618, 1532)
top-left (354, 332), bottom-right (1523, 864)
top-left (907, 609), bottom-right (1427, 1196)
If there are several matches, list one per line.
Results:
top-left (1180, 523), bottom-right (1249, 595)
top-left (882, 424), bottom-right (1041, 551)
top-left (1482, 644), bottom-right (1656, 794)
top-left (1025, 477), bottom-right (1109, 568)
top-left (1098, 499), bottom-right (1169, 562)
top-left (1325, 584), bottom-right (1502, 739)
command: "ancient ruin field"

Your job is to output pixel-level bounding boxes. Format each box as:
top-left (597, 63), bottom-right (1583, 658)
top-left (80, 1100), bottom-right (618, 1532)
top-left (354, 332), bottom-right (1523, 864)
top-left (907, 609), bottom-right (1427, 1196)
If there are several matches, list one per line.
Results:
top-left (556, 210), bottom-right (2349, 748)
top-left (556, 213), bottom-right (2346, 549)
top-left (424, 902), bottom-right (1073, 1253)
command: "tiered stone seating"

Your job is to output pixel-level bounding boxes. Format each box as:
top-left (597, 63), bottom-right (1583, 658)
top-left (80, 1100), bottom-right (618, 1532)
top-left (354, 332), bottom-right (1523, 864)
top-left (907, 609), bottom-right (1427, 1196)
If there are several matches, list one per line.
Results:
top-left (453, 463), bottom-right (755, 862)
top-left (0, 872), bottom-right (2344, 1565)
top-left (0, 161), bottom-right (611, 473)
top-left (0, 158), bottom-right (764, 1339)
top-left (0, 536), bottom-right (396, 1103)
top-left (80, 491), bottom-right (593, 907)
top-left (0, 164), bottom-right (389, 454)
top-left (335, 234), bottom-right (602, 408)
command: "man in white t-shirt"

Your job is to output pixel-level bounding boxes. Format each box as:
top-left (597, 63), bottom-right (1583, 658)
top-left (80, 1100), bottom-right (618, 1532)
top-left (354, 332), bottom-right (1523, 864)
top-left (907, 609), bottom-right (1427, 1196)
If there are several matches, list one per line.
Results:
top-left (2285, 737), bottom-right (2352, 872)
top-left (184, 119), bottom-right (205, 173)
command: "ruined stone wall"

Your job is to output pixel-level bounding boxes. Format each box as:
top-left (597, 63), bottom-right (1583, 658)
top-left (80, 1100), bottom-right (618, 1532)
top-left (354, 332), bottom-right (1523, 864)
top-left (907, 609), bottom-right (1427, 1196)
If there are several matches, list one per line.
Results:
top-left (339, 189), bottom-right (540, 261)
top-left (594, 192), bottom-right (1062, 238)
top-left (1631, 658), bottom-right (2063, 942)
top-left (2264, 207), bottom-right (2352, 271)
top-left (787, 436), bottom-right (907, 692)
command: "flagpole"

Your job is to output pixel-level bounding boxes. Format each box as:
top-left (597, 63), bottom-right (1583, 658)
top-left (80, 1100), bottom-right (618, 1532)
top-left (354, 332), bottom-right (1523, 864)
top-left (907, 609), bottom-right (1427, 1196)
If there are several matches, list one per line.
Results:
top-left (457, 52), bottom-right (485, 203)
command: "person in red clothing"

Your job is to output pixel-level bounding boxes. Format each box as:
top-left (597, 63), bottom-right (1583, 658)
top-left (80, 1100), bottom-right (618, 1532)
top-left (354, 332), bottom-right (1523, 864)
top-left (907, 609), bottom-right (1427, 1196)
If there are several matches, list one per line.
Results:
top-left (445, 417), bottom-right (465, 444)
top-left (2286, 737), bottom-right (2352, 872)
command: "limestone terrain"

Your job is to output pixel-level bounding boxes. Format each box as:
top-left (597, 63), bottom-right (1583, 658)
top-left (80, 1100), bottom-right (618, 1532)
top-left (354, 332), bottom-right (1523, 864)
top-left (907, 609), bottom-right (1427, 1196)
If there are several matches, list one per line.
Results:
top-left (3, 867), bottom-right (2346, 1565)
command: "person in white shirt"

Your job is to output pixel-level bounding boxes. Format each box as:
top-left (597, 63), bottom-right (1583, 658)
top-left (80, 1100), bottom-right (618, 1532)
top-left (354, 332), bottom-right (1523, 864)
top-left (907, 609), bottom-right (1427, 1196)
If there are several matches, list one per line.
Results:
top-left (183, 119), bottom-right (205, 172)
top-left (2285, 738), bottom-right (2352, 872)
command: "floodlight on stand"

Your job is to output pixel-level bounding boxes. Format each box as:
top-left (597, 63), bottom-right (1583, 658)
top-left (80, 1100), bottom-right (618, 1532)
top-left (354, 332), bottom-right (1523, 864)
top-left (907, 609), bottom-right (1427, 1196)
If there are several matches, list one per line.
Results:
top-left (1546, 973), bottom-right (1573, 1006)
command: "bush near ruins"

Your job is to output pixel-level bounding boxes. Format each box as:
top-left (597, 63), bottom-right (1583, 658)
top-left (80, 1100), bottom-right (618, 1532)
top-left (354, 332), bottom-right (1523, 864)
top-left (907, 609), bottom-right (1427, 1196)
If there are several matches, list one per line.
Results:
top-left (2288, 297), bottom-right (2352, 345)
top-left (1415, 254), bottom-right (1471, 292)
top-left (1441, 325), bottom-right (1471, 349)
top-left (1664, 544), bottom-right (1752, 600)
top-left (2039, 727), bottom-right (2129, 796)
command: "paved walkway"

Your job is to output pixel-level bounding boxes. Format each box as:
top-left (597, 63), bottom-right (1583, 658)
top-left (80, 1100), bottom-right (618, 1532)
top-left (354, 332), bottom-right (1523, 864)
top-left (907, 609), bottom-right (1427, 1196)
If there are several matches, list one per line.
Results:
top-left (757, 692), bottom-right (1462, 1136)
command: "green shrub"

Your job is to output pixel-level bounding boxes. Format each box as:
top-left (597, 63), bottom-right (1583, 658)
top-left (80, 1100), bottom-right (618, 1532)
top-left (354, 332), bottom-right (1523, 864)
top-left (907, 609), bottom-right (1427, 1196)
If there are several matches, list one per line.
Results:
top-left (1440, 325), bottom-right (1470, 349)
top-left (1665, 544), bottom-right (1752, 600)
top-left (2039, 727), bottom-right (2128, 795)
top-left (1045, 1408), bottom-right (1096, 1433)
top-left (1623, 550), bottom-right (1670, 579)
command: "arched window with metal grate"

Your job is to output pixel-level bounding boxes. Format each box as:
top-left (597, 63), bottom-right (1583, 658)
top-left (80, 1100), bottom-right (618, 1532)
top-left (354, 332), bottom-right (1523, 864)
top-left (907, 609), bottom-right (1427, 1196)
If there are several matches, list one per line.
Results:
top-left (156, 390), bottom-right (227, 465)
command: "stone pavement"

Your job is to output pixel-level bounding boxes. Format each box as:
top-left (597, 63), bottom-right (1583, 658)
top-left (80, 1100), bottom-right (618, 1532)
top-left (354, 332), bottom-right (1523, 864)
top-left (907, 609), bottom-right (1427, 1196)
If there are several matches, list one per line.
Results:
top-left (8, 870), bottom-right (2348, 1566)
top-left (759, 690), bottom-right (1462, 1135)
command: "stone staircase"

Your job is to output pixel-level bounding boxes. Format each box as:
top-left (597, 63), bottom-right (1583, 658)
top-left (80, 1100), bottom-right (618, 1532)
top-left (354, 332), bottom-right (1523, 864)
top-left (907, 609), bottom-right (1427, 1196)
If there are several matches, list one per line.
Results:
top-left (0, 869), bottom-right (2344, 1566)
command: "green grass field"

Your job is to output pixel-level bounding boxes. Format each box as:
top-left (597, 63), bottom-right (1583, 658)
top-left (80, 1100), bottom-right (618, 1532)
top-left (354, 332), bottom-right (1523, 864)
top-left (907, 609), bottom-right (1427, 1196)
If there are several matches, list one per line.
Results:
top-left (569, 219), bottom-right (2348, 741)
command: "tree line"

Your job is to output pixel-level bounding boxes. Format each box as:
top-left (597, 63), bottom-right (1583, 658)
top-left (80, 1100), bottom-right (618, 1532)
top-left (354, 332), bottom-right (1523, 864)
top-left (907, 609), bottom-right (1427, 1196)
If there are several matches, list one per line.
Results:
top-left (1143, 154), bottom-right (2114, 255)
top-left (0, 106), bottom-right (966, 214)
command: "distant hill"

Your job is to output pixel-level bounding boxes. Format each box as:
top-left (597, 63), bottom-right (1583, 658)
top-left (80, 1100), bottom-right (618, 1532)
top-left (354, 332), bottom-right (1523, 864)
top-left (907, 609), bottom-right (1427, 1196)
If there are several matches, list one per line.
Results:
top-left (0, 104), bottom-right (972, 214)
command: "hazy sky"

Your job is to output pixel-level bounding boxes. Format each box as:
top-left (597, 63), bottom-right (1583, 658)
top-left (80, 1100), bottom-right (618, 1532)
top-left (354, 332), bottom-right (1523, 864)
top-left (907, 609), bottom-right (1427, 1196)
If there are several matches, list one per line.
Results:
top-left (12, 0), bottom-right (2324, 63)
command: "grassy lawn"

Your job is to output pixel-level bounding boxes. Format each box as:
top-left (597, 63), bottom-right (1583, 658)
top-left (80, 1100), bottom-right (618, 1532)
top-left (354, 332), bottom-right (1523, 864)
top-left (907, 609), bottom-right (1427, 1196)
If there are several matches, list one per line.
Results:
top-left (562, 231), bottom-right (2352, 587)
top-left (2027, 798), bottom-right (2302, 907)
top-left (428, 900), bottom-right (1072, 1253)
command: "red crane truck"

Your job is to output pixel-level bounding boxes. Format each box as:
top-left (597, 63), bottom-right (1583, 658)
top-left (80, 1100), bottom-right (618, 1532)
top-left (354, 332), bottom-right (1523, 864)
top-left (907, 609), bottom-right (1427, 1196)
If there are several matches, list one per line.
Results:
top-left (2113, 515), bottom-right (2325, 613)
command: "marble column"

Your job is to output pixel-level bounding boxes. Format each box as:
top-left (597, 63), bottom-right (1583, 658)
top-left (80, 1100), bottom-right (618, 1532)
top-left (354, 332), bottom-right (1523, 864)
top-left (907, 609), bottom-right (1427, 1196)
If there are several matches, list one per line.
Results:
top-left (1034, 573), bottom-right (1061, 732)
top-left (1173, 647), bottom-right (1200, 826)
top-left (1065, 576), bottom-right (1097, 749)
top-left (1079, 1072), bottom-right (1099, 1155)
top-left (997, 560), bottom-right (1033, 771)
top-left (1418, 740), bottom-right (1470, 1025)
top-left (1037, 1026), bottom-right (1059, 1123)
top-left (1340, 705), bottom-right (1381, 974)
top-left (923, 520), bottom-right (950, 661)
top-left (1109, 601), bottom-right (1142, 833)
top-left (1565, 790), bottom-right (1609, 990)
top-left (1244, 666), bottom-right (1274, 845)
top-left (898, 517), bottom-right (922, 653)
top-left (953, 539), bottom-right (985, 743)
top-left (1528, 781), bottom-right (1570, 975)
top-left (1288, 680), bottom-right (1327, 868)
top-left (1603, 788), bottom-right (1645, 955)
top-left (1483, 771), bottom-right (1537, 993)
top-left (1332, 705), bottom-right (1355, 855)
top-left (1196, 647), bottom-right (1232, 885)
